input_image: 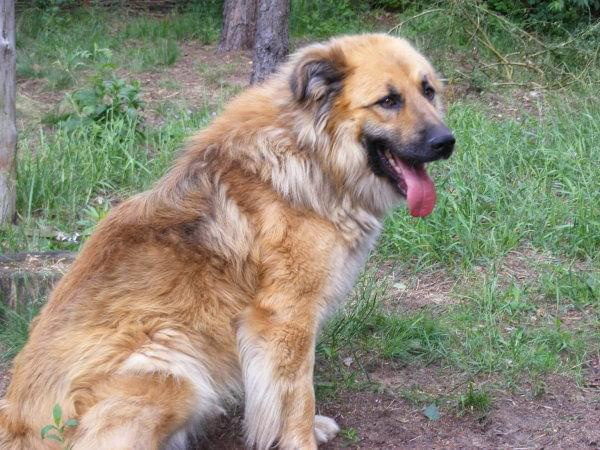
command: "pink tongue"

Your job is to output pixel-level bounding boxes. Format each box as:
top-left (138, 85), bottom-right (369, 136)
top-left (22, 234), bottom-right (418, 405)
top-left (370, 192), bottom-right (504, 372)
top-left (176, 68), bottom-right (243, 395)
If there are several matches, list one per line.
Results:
top-left (396, 159), bottom-right (436, 217)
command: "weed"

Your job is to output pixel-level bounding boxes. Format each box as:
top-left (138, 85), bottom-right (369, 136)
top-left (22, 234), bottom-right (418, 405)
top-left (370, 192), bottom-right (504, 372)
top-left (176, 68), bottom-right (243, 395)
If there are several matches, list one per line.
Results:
top-left (41, 404), bottom-right (78, 448)
top-left (458, 383), bottom-right (492, 413)
top-left (391, 3), bottom-right (600, 88)
top-left (78, 202), bottom-right (112, 237)
top-left (367, 312), bottom-right (446, 361)
top-left (401, 385), bottom-right (438, 406)
top-left (444, 277), bottom-right (590, 379)
top-left (530, 376), bottom-right (547, 399)
top-left (318, 271), bottom-right (383, 360)
top-left (122, 7), bottom-right (220, 44)
top-left (56, 75), bottom-right (144, 131)
top-left (46, 47), bottom-right (95, 90)
top-left (540, 266), bottom-right (599, 312)
top-left (340, 427), bottom-right (359, 443)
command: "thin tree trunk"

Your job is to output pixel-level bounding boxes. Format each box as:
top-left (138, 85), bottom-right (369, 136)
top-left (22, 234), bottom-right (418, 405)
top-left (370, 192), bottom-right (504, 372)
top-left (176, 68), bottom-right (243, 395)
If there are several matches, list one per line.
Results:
top-left (0, 0), bottom-right (17, 224)
top-left (218, 0), bottom-right (258, 53)
top-left (250, 0), bottom-right (290, 84)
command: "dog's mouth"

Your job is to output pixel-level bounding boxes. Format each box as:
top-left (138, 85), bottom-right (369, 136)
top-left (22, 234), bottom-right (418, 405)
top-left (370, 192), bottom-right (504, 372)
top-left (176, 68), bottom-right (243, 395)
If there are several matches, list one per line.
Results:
top-left (366, 139), bottom-right (436, 217)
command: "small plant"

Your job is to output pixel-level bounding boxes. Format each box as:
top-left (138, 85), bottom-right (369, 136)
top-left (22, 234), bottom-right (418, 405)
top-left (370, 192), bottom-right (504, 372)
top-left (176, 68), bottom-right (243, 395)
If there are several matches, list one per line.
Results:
top-left (78, 201), bottom-right (111, 236)
top-left (41, 404), bottom-right (78, 448)
top-left (46, 48), bottom-right (94, 90)
top-left (458, 384), bottom-right (492, 413)
top-left (58, 75), bottom-right (143, 131)
top-left (531, 377), bottom-right (547, 399)
top-left (340, 427), bottom-right (359, 443)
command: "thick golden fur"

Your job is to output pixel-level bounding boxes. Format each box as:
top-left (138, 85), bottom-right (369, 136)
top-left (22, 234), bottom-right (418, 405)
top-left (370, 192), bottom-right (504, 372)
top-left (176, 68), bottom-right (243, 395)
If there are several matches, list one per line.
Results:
top-left (0, 34), bottom-right (450, 449)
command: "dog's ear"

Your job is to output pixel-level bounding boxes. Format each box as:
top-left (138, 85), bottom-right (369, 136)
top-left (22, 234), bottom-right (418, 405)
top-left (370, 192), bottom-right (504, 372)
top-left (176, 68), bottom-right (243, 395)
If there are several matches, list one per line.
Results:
top-left (289, 45), bottom-right (346, 107)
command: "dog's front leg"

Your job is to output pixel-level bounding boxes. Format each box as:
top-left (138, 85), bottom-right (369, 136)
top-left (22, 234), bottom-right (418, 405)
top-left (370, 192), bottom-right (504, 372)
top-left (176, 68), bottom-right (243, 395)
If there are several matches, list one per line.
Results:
top-left (237, 306), bottom-right (338, 450)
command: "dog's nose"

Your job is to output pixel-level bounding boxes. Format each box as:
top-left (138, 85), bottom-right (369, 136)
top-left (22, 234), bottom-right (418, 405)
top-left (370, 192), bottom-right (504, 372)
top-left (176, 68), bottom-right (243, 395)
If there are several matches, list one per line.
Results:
top-left (428, 127), bottom-right (455, 159)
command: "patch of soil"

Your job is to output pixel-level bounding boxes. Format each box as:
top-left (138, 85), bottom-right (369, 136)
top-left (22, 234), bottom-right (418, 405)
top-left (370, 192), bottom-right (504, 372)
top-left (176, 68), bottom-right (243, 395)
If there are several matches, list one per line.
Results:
top-left (370, 260), bottom-right (457, 313)
top-left (197, 362), bottom-right (600, 449)
top-left (388, 269), bottom-right (457, 311)
top-left (319, 375), bottom-right (599, 448)
top-left (0, 359), bottom-right (597, 448)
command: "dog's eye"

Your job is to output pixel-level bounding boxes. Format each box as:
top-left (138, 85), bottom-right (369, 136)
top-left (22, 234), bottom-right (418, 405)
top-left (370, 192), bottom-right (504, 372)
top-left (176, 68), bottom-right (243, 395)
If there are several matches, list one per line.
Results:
top-left (377, 95), bottom-right (401, 110)
top-left (423, 85), bottom-right (435, 101)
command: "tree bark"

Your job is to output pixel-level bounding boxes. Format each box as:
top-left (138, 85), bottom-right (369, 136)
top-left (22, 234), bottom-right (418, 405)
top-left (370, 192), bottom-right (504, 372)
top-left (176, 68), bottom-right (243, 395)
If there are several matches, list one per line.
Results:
top-left (250, 0), bottom-right (290, 85)
top-left (0, 0), bottom-right (17, 224)
top-left (218, 0), bottom-right (258, 53)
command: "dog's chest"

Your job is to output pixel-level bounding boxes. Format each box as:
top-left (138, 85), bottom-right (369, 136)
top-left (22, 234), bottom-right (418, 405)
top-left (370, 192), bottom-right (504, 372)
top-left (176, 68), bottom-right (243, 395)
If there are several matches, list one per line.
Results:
top-left (320, 227), bottom-right (380, 320)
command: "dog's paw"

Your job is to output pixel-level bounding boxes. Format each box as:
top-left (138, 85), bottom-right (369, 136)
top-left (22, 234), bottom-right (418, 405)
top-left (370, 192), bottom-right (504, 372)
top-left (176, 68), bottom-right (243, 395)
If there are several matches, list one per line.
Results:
top-left (314, 415), bottom-right (340, 444)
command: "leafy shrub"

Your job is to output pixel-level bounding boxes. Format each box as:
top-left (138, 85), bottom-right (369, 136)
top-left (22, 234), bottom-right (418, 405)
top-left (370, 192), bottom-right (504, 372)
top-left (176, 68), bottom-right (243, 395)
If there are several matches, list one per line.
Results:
top-left (56, 76), bottom-right (143, 131)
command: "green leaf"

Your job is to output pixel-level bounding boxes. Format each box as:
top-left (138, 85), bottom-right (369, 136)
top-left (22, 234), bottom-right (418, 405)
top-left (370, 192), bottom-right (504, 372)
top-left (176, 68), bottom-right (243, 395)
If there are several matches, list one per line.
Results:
top-left (40, 424), bottom-right (56, 439)
top-left (43, 433), bottom-right (63, 443)
top-left (52, 403), bottom-right (62, 427)
top-left (423, 403), bottom-right (440, 421)
top-left (64, 418), bottom-right (79, 428)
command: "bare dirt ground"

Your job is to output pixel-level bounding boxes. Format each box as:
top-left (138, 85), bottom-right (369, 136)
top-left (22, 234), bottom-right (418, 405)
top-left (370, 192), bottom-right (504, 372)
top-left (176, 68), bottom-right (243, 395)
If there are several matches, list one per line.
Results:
top-left (199, 365), bottom-right (600, 449)
top-left (10, 40), bottom-right (600, 448)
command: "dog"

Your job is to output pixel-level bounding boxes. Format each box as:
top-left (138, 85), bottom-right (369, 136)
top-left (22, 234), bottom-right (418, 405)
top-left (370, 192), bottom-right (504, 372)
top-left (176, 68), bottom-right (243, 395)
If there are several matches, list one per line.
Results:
top-left (0, 33), bottom-right (454, 449)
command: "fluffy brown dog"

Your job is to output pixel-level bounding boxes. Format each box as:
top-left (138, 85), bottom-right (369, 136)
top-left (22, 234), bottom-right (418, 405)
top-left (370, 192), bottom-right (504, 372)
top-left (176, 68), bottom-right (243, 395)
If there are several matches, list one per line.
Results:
top-left (0, 34), bottom-right (454, 449)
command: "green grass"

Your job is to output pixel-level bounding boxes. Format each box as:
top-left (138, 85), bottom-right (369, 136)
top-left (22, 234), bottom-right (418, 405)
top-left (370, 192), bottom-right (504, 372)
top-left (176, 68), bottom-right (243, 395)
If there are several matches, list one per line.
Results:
top-left (380, 96), bottom-right (600, 270)
top-left (123, 39), bottom-right (180, 71)
top-left (0, 298), bottom-right (42, 361)
top-left (318, 266), bottom-right (596, 388)
top-left (15, 5), bottom-right (221, 91)
top-left (445, 277), bottom-right (592, 380)
top-left (458, 383), bottom-right (492, 413)
top-left (121, 8), bottom-right (221, 44)
top-left (1, 108), bottom-right (213, 252)
top-left (291, 0), bottom-right (375, 38)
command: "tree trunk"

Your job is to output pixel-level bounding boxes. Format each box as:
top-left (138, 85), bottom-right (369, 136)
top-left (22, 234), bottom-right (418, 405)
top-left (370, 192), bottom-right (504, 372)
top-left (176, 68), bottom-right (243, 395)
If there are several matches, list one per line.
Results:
top-left (0, 0), bottom-right (17, 224)
top-left (250, 0), bottom-right (290, 85)
top-left (218, 0), bottom-right (258, 53)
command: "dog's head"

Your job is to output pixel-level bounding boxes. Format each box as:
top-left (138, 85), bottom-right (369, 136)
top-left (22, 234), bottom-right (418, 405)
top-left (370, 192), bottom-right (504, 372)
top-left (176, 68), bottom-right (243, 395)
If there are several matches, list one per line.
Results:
top-left (288, 34), bottom-right (454, 217)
